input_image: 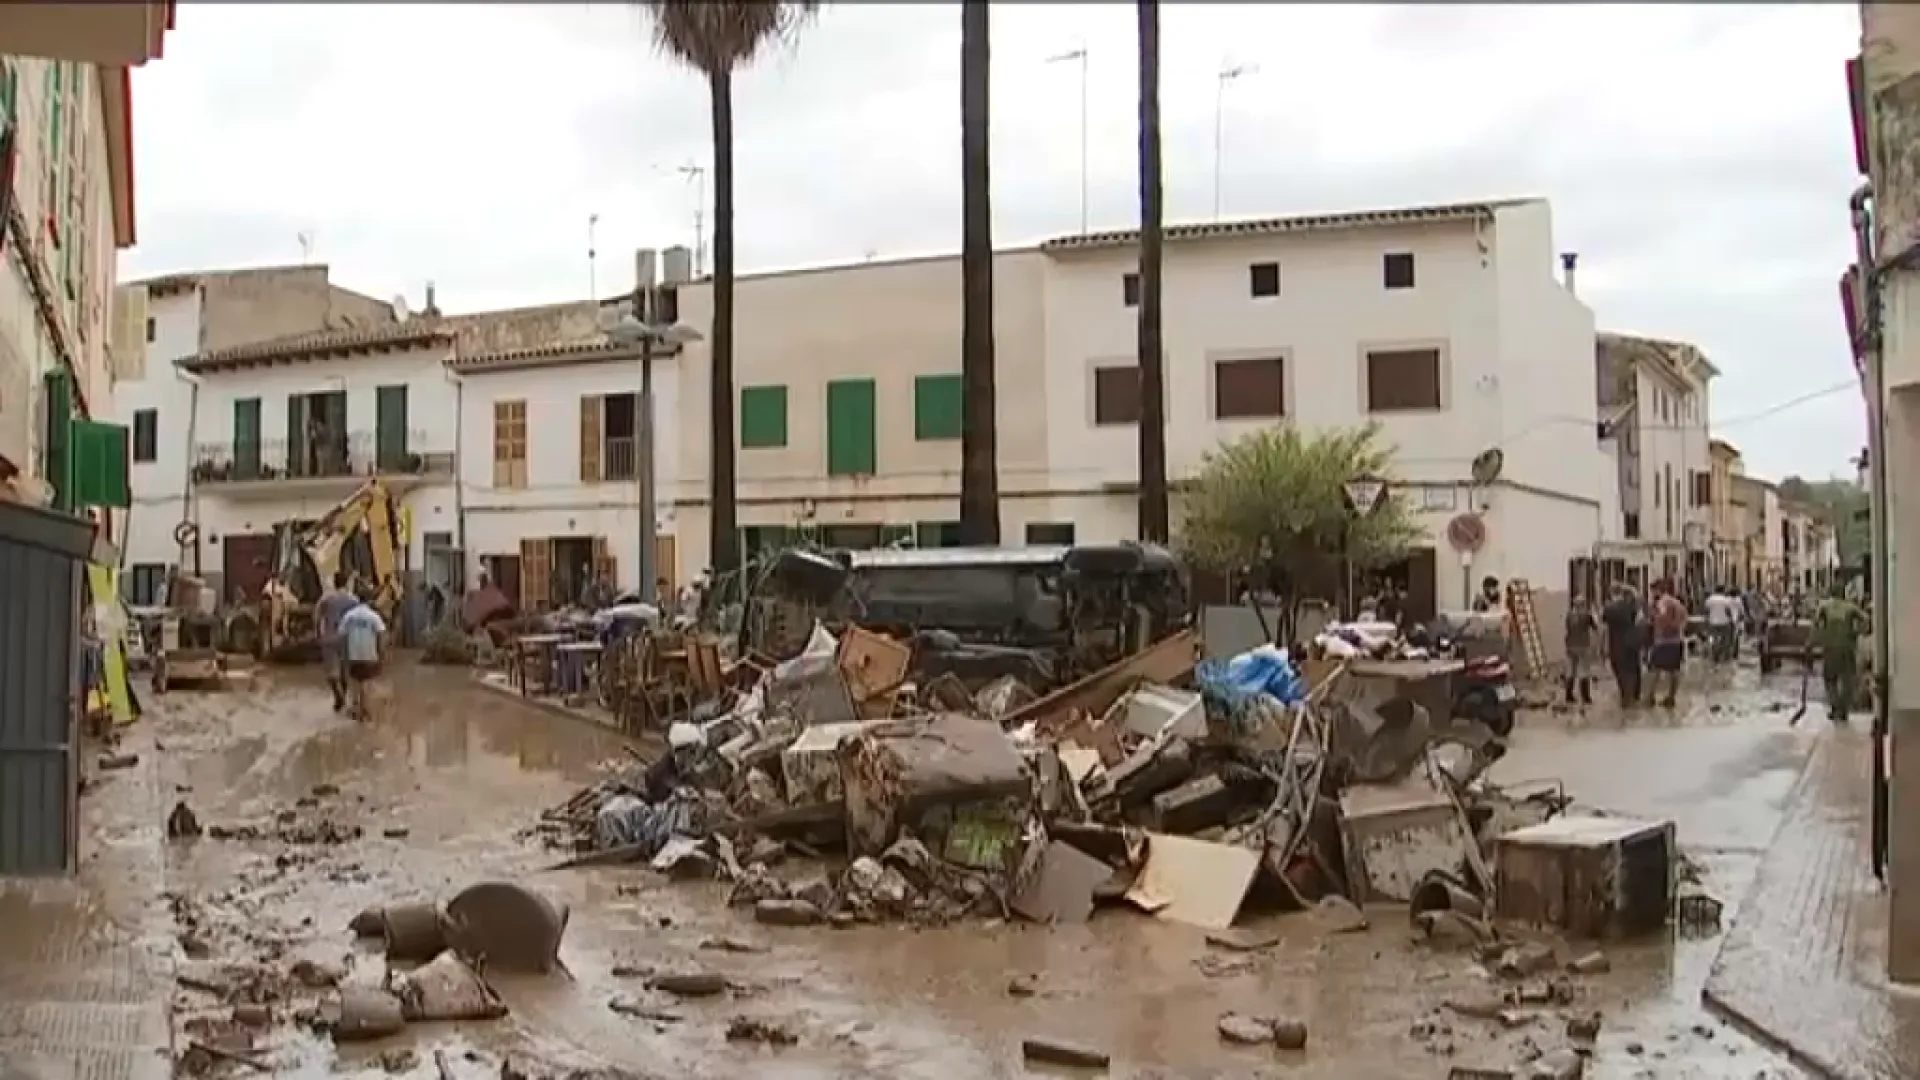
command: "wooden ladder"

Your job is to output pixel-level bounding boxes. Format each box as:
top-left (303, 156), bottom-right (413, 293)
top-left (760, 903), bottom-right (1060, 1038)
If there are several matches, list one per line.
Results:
top-left (1507, 579), bottom-right (1549, 680)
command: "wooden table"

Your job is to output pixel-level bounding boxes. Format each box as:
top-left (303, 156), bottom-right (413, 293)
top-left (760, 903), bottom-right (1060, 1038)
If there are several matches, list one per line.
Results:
top-left (555, 641), bottom-right (603, 697)
top-left (513, 634), bottom-right (566, 695)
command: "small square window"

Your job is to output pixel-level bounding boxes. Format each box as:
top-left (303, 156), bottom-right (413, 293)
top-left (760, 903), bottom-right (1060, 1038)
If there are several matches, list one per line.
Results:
top-left (1249, 262), bottom-right (1279, 298)
top-left (1122, 272), bottom-right (1140, 308)
top-left (1383, 252), bottom-right (1416, 290)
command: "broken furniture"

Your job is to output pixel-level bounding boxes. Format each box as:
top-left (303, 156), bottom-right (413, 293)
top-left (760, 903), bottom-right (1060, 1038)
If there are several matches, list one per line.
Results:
top-left (554, 640), bottom-right (602, 698)
top-left (839, 714), bottom-right (1032, 875)
top-left (1494, 815), bottom-right (1675, 939)
top-left (1339, 767), bottom-right (1486, 904)
top-left (511, 634), bottom-right (564, 696)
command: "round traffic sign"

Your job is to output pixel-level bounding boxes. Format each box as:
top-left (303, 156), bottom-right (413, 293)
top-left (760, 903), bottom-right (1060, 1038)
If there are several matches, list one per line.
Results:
top-left (1446, 513), bottom-right (1487, 554)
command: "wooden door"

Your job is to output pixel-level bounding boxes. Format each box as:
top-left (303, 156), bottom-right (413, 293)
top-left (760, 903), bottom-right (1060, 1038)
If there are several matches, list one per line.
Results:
top-left (519, 537), bottom-right (551, 613)
top-left (591, 535), bottom-right (618, 590)
top-left (1405, 546), bottom-right (1438, 625)
top-left (221, 533), bottom-right (275, 605)
top-left (654, 535), bottom-right (677, 592)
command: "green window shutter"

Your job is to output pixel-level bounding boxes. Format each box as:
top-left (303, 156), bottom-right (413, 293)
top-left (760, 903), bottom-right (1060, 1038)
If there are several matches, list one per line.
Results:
top-left (739, 385), bottom-right (788, 448)
top-left (826, 379), bottom-right (877, 476)
top-left (69, 420), bottom-right (130, 509)
top-left (376, 385), bottom-right (409, 469)
top-left (913, 374), bottom-right (964, 441)
top-left (233, 397), bottom-right (262, 479)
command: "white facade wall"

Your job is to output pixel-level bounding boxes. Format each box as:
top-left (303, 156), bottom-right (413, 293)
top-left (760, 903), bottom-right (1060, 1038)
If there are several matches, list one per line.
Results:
top-left (1630, 366), bottom-right (1712, 547)
top-left (457, 356), bottom-right (683, 591)
top-left (1039, 201), bottom-right (1604, 608)
top-left (116, 288), bottom-right (197, 567)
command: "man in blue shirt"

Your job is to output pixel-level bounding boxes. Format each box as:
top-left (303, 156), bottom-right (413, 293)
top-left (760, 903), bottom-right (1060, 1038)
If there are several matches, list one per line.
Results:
top-left (338, 596), bottom-right (388, 718)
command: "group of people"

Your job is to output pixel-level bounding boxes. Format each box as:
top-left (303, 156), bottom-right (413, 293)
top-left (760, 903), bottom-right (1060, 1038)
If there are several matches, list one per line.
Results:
top-left (316, 572), bottom-right (388, 717)
top-left (1562, 578), bottom-right (1869, 717)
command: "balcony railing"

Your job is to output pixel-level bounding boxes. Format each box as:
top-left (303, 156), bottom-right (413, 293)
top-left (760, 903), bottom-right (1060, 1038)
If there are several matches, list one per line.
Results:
top-left (192, 430), bottom-right (453, 486)
top-left (603, 436), bottom-right (638, 482)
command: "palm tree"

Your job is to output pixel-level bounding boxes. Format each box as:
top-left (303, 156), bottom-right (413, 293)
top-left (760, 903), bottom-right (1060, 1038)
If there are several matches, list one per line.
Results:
top-left (1135, 0), bottom-right (1169, 543)
top-left (641, 1), bottom-right (817, 578)
top-left (958, 0), bottom-right (1000, 546)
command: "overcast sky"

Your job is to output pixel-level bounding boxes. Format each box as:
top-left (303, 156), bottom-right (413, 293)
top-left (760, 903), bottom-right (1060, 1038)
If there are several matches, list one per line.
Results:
top-left (122, 3), bottom-right (1863, 481)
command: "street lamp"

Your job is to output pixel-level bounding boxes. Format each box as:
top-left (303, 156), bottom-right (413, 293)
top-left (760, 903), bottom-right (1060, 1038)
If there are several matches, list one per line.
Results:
top-left (605, 304), bottom-right (702, 607)
top-left (1214, 62), bottom-right (1257, 221)
top-left (1046, 46), bottom-right (1090, 234)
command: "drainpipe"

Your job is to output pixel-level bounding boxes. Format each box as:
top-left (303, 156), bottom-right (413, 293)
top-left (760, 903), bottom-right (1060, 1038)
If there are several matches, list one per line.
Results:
top-left (450, 367), bottom-right (468, 588)
top-left (178, 369), bottom-right (201, 575)
top-left (1852, 182), bottom-right (1891, 886)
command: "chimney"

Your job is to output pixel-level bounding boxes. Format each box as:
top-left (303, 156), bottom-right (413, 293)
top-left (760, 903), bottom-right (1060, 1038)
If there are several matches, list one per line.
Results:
top-left (1560, 252), bottom-right (1579, 296)
top-left (423, 282), bottom-right (440, 318)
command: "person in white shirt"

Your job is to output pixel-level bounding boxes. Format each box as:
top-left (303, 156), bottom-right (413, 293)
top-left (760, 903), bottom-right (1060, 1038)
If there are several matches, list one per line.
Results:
top-left (1704, 585), bottom-right (1742, 664)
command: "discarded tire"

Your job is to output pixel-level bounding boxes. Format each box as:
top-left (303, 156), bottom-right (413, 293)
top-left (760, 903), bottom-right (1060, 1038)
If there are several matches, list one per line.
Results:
top-left (444, 881), bottom-right (569, 975)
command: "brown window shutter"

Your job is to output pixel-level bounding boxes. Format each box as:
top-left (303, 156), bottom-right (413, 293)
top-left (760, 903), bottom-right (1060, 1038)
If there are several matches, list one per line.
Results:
top-left (1215, 357), bottom-right (1285, 419)
top-left (579, 395), bottom-right (602, 483)
top-left (519, 537), bottom-right (551, 612)
top-left (1364, 349), bottom-right (1442, 411)
top-left (592, 534), bottom-right (618, 585)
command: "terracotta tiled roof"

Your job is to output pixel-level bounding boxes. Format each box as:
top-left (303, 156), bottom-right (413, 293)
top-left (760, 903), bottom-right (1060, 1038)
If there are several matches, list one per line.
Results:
top-left (1039, 198), bottom-right (1536, 253)
top-left (181, 321), bottom-right (452, 373)
top-left (450, 337), bottom-right (683, 374)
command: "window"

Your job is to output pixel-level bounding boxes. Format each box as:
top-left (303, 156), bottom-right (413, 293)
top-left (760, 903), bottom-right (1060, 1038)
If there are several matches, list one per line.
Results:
top-left (1249, 262), bottom-right (1280, 298)
top-left (740, 385), bottom-right (788, 448)
top-left (578, 393), bottom-right (639, 482)
top-left (913, 373), bottom-right (963, 441)
top-left (914, 521), bottom-right (961, 548)
top-left (1214, 357), bottom-right (1285, 419)
top-left (126, 563), bottom-right (166, 606)
top-left (1363, 348), bottom-right (1442, 412)
top-left (67, 420), bottom-right (129, 509)
top-left (1383, 252), bottom-right (1416, 290)
top-left (826, 378), bottom-right (877, 475)
top-left (132, 408), bottom-right (157, 463)
top-left (144, 317), bottom-right (155, 343)
top-left (1026, 522), bottom-right (1076, 545)
top-left (1624, 513), bottom-right (1641, 540)
top-left (1093, 365), bottom-right (1140, 425)
top-left (232, 397), bottom-right (262, 480)
top-left (375, 385), bottom-right (409, 471)
top-left (1691, 470), bottom-right (1712, 507)
top-left (492, 399), bottom-right (527, 488)
top-left (1122, 272), bottom-right (1141, 308)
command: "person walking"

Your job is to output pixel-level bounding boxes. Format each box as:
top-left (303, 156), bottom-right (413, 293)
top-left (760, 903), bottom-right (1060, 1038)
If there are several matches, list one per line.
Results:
top-left (1813, 583), bottom-right (1868, 720)
top-left (1563, 592), bottom-right (1600, 706)
top-left (1704, 584), bottom-right (1741, 664)
top-left (1601, 584), bottom-right (1644, 706)
top-left (1647, 578), bottom-right (1689, 709)
top-left (315, 571), bottom-right (359, 713)
top-left (338, 593), bottom-right (388, 721)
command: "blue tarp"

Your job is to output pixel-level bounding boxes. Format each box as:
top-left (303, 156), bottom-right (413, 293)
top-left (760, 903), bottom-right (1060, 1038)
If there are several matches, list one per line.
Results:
top-left (1196, 643), bottom-right (1305, 707)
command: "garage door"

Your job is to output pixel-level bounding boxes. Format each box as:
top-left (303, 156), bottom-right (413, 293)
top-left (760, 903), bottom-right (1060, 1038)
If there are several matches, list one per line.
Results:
top-left (0, 500), bottom-right (91, 875)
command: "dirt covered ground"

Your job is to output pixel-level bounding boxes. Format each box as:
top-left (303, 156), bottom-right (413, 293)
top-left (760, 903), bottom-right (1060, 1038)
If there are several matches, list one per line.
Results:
top-left (140, 660), bottom-right (1819, 1079)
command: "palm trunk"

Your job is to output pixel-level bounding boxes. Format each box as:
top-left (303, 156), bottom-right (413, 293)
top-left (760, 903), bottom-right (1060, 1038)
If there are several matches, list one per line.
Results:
top-left (707, 68), bottom-right (740, 577)
top-left (958, 0), bottom-right (1000, 546)
top-left (1135, 0), bottom-right (1168, 542)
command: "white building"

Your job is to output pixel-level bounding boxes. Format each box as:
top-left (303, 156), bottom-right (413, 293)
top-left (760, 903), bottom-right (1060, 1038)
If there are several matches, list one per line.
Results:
top-left (1035, 199), bottom-right (1605, 613)
top-left (112, 269), bottom-right (685, 614)
top-left (665, 199), bottom-right (1607, 614)
top-left (1594, 332), bottom-right (1717, 590)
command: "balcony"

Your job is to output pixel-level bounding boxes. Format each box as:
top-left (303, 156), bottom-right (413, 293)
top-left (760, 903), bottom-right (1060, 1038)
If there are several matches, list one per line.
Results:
top-left (0, 1), bottom-right (172, 67)
top-left (192, 430), bottom-right (453, 502)
top-left (603, 436), bottom-right (638, 483)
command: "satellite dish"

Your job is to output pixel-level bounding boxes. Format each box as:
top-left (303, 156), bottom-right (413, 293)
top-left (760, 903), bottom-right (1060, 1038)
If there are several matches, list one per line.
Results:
top-left (1470, 448), bottom-right (1505, 487)
top-left (392, 295), bottom-right (410, 323)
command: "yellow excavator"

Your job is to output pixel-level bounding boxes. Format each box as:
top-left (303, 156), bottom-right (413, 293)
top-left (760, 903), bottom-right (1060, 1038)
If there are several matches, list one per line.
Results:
top-left (246, 479), bottom-right (408, 660)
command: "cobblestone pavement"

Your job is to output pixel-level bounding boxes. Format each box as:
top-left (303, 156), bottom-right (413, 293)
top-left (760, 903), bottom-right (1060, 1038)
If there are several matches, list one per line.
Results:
top-left (0, 724), bottom-right (173, 1080)
top-left (1703, 723), bottom-right (1920, 1080)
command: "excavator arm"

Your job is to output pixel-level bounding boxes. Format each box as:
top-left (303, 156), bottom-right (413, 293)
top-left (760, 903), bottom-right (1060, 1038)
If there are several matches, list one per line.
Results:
top-left (298, 479), bottom-right (404, 622)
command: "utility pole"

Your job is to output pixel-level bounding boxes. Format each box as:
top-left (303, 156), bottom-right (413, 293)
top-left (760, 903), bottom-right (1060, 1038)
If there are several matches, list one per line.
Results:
top-left (1861, 1), bottom-right (1920, 983)
top-left (1046, 47), bottom-right (1090, 234)
top-left (1213, 62), bottom-right (1255, 221)
top-left (612, 248), bottom-right (699, 606)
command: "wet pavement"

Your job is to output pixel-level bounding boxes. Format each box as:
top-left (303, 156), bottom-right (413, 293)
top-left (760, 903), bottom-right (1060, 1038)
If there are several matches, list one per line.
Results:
top-left (125, 659), bottom-right (1837, 1078)
top-left (0, 722), bottom-right (173, 1080)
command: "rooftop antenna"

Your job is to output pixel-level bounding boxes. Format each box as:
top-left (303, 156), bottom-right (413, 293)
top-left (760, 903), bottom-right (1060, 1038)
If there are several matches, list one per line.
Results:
top-left (588, 213), bottom-right (601, 302)
top-left (297, 230), bottom-right (315, 264)
top-left (677, 164), bottom-right (708, 277)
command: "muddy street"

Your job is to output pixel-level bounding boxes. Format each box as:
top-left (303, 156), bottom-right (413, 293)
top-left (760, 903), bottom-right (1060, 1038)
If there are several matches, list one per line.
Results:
top-left (127, 660), bottom-right (1831, 1079)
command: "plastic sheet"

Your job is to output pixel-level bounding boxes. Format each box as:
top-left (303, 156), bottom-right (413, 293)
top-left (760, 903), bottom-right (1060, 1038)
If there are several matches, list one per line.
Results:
top-left (594, 791), bottom-right (705, 858)
top-left (1196, 644), bottom-right (1305, 707)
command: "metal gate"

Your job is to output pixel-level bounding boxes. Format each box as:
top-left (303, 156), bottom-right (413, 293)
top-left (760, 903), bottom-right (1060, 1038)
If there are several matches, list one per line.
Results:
top-left (0, 500), bottom-right (93, 875)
